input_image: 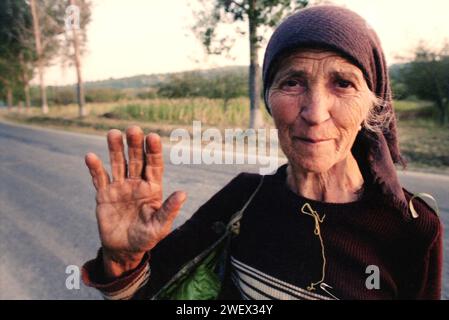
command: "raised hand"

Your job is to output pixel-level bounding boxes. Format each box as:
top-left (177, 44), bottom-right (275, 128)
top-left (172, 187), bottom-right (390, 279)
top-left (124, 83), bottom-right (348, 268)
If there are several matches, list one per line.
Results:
top-left (85, 126), bottom-right (186, 278)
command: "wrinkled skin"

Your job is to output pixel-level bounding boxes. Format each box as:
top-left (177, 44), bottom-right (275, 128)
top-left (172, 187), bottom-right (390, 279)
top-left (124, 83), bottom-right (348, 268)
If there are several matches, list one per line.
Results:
top-left (85, 127), bottom-right (186, 278)
top-left (268, 49), bottom-right (374, 203)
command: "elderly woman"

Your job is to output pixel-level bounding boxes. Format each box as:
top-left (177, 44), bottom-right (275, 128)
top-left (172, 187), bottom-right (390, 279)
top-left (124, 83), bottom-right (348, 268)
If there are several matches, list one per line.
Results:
top-left (82, 6), bottom-right (442, 300)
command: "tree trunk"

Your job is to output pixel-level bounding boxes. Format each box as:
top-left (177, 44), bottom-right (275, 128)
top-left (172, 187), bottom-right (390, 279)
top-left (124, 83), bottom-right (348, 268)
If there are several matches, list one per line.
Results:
top-left (6, 86), bottom-right (13, 110)
top-left (24, 81), bottom-right (31, 113)
top-left (435, 98), bottom-right (448, 126)
top-left (441, 103), bottom-right (448, 126)
top-left (19, 53), bottom-right (32, 112)
top-left (248, 0), bottom-right (263, 129)
top-left (30, 0), bottom-right (49, 114)
top-left (70, 0), bottom-right (87, 117)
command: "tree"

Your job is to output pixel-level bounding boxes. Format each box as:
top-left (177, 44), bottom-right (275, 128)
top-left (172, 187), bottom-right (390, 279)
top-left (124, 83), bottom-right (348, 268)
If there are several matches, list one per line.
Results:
top-left (15, 2), bottom-right (35, 112)
top-left (0, 8), bottom-right (14, 109)
top-left (30, 0), bottom-right (49, 113)
top-left (193, 0), bottom-right (309, 129)
top-left (29, 0), bottom-right (69, 113)
top-left (209, 72), bottom-right (247, 111)
top-left (401, 42), bottom-right (449, 126)
top-left (157, 73), bottom-right (205, 98)
top-left (0, 56), bottom-right (19, 109)
top-left (62, 0), bottom-right (91, 117)
top-left (0, 1), bottom-right (72, 113)
top-left (28, 0), bottom-right (91, 116)
top-left (156, 70), bottom-right (247, 109)
top-left (0, 0), bottom-right (33, 110)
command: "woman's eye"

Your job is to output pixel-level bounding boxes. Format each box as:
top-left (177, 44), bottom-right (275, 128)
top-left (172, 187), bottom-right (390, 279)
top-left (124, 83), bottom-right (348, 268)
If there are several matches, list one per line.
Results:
top-left (335, 79), bottom-right (353, 89)
top-left (280, 79), bottom-right (306, 93)
top-left (286, 80), bottom-right (299, 87)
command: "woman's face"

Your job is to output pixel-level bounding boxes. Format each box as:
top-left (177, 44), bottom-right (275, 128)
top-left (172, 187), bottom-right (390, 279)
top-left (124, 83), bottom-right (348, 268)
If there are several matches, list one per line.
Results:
top-left (268, 49), bottom-right (374, 173)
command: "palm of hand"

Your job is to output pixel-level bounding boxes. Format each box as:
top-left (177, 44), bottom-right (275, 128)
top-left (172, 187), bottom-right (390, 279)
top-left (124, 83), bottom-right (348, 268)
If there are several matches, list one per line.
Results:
top-left (85, 127), bottom-right (186, 263)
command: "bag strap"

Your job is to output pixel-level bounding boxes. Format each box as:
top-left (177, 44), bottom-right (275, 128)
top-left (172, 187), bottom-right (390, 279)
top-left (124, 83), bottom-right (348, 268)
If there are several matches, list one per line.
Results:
top-left (227, 175), bottom-right (265, 234)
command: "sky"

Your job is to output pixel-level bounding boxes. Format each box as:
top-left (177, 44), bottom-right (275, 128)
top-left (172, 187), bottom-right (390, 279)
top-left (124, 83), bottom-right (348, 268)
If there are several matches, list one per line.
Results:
top-left (38, 0), bottom-right (449, 86)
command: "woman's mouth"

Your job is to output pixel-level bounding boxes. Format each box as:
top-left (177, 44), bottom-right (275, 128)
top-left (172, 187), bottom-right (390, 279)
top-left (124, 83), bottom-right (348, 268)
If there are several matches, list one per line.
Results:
top-left (294, 136), bottom-right (333, 144)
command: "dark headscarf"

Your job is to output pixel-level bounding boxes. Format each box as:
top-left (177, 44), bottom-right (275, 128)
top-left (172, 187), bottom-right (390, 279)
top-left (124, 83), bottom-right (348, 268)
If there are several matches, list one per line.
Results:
top-left (262, 5), bottom-right (410, 218)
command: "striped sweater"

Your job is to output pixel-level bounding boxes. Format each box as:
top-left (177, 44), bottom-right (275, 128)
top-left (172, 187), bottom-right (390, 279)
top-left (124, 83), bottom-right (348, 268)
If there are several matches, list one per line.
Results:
top-left (82, 165), bottom-right (442, 300)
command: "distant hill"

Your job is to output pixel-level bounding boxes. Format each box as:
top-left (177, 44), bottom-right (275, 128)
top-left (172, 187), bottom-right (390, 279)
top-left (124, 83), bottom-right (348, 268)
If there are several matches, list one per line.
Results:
top-left (82, 66), bottom-right (248, 90)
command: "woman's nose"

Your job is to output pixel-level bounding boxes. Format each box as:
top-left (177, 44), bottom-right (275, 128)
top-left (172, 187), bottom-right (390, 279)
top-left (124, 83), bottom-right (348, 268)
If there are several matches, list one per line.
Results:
top-left (300, 85), bottom-right (331, 126)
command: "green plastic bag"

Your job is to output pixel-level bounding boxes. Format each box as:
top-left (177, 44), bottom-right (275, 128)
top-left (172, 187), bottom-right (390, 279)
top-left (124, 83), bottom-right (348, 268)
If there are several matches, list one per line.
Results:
top-left (151, 229), bottom-right (232, 300)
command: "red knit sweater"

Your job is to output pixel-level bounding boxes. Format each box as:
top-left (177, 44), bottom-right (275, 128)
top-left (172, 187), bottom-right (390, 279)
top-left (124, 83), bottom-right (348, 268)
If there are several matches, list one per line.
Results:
top-left (82, 165), bottom-right (442, 300)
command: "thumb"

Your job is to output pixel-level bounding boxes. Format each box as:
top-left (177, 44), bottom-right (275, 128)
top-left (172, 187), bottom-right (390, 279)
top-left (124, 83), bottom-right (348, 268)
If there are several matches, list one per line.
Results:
top-left (153, 191), bottom-right (187, 226)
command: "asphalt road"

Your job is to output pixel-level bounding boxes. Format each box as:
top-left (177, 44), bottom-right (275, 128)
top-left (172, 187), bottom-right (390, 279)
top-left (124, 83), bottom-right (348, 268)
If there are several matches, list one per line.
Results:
top-left (0, 120), bottom-right (448, 300)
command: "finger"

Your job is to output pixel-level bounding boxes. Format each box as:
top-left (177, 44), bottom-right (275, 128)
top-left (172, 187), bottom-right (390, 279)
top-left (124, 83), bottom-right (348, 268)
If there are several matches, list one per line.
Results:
top-left (85, 152), bottom-right (111, 190)
top-left (153, 191), bottom-right (187, 227)
top-left (126, 126), bottom-right (145, 179)
top-left (107, 129), bottom-right (127, 183)
top-left (145, 133), bottom-right (164, 184)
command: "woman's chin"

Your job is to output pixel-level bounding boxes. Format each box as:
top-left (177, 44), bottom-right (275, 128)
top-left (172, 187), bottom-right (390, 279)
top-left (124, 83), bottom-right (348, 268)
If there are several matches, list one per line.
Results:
top-left (289, 155), bottom-right (335, 173)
